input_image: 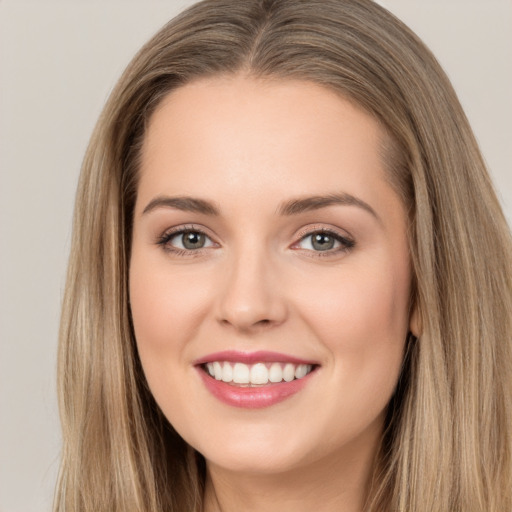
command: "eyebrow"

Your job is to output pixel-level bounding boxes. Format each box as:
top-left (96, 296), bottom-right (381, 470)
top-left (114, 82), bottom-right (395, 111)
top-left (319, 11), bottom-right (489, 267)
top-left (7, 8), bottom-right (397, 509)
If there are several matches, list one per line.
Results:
top-left (142, 196), bottom-right (220, 216)
top-left (142, 192), bottom-right (379, 222)
top-left (277, 193), bottom-right (380, 222)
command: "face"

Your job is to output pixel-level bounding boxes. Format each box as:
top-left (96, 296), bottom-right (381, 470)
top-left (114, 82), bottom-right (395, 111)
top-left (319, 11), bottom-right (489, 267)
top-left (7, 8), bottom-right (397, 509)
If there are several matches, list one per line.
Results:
top-left (130, 76), bottom-right (416, 476)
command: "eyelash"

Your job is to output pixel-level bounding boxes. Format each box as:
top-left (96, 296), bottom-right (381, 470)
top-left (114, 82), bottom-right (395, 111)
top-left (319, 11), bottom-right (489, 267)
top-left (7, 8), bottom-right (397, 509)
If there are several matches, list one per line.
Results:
top-left (156, 225), bottom-right (355, 258)
top-left (293, 227), bottom-right (355, 257)
top-left (156, 224), bottom-right (215, 257)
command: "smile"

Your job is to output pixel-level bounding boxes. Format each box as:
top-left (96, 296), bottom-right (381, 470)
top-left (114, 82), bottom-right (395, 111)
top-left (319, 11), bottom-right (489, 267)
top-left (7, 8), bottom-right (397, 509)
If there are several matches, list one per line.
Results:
top-left (204, 361), bottom-right (314, 386)
top-left (195, 351), bottom-right (319, 408)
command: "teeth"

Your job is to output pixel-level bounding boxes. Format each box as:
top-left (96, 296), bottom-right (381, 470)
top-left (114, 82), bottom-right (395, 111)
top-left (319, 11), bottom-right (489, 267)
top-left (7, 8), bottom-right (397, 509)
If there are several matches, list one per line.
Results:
top-left (233, 362), bottom-right (250, 384)
top-left (283, 363), bottom-right (295, 382)
top-left (213, 361), bottom-right (223, 380)
top-left (207, 361), bottom-right (313, 385)
top-left (269, 363), bottom-right (282, 383)
top-left (221, 362), bottom-right (233, 383)
top-left (295, 364), bottom-right (308, 379)
top-left (250, 363), bottom-right (269, 384)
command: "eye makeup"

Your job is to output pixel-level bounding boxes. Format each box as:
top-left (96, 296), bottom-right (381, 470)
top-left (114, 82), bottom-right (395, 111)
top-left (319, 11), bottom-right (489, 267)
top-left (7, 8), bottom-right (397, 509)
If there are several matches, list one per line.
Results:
top-left (155, 224), bottom-right (218, 257)
top-left (155, 222), bottom-right (356, 259)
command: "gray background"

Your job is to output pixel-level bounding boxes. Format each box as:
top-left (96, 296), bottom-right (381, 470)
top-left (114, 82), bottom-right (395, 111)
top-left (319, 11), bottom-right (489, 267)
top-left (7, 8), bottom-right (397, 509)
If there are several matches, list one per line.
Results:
top-left (0, 1), bottom-right (510, 511)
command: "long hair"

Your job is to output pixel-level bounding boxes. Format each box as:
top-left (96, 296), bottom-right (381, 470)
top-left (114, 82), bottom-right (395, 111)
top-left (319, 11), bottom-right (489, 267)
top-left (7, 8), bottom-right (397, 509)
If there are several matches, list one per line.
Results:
top-left (55, 1), bottom-right (512, 510)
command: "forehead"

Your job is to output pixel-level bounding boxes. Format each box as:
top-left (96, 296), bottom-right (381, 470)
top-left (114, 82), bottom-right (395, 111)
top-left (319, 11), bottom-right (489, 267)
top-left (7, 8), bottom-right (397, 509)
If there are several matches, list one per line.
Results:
top-left (142, 75), bottom-right (384, 155)
top-left (138, 76), bottom-right (400, 220)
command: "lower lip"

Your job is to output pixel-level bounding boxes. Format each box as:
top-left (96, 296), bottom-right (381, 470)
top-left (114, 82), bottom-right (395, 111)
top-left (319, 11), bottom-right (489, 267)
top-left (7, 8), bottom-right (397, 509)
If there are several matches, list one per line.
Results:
top-left (196, 368), bottom-right (315, 409)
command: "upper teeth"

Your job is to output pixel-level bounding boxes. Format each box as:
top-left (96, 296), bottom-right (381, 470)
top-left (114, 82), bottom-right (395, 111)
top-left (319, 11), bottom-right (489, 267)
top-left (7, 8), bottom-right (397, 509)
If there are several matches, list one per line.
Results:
top-left (205, 361), bottom-right (313, 385)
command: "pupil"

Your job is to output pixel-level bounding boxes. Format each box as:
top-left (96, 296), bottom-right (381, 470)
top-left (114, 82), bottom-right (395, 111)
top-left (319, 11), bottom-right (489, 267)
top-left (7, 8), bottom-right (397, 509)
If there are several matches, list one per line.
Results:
top-left (182, 232), bottom-right (205, 249)
top-left (312, 233), bottom-right (334, 251)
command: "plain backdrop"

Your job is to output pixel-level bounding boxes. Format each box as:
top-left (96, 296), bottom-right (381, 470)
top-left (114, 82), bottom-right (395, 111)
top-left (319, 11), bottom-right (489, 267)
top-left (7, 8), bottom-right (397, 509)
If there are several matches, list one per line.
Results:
top-left (0, 1), bottom-right (510, 511)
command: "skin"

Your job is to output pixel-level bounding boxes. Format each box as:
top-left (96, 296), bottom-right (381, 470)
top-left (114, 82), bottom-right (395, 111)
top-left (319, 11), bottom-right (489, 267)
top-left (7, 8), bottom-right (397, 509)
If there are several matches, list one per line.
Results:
top-left (130, 75), bottom-right (418, 512)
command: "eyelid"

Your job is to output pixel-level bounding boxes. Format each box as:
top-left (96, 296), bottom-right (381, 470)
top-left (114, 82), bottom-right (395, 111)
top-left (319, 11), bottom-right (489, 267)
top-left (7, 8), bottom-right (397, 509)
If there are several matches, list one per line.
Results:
top-left (156, 224), bottom-right (219, 254)
top-left (155, 223), bottom-right (354, 257)
top-left (291, 224), bottom-right (355, 254)
top-left (293, 224), bottom-right (354, 242)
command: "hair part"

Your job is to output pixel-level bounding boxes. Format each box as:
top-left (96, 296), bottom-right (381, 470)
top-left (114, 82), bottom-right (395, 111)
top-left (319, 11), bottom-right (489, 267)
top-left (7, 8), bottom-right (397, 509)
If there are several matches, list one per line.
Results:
top-left (55, 1), bottom-right (512, 511)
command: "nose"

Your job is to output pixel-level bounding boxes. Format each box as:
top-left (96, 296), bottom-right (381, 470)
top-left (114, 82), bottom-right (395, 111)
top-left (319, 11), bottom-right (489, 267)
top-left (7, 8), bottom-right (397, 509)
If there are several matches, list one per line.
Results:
top-left (215, 249), bottom-right (288, 333)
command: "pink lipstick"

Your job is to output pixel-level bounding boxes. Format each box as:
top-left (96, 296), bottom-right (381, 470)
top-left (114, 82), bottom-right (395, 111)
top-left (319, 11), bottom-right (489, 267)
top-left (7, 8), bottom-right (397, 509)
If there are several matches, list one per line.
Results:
top-left (194, 350), bottom-right (318, 409)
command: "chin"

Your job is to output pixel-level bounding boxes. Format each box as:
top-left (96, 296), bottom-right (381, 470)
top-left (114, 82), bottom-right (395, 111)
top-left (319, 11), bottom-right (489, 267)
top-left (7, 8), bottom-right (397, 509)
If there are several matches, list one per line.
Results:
top-left (200, 439), bottom-right (314, 475)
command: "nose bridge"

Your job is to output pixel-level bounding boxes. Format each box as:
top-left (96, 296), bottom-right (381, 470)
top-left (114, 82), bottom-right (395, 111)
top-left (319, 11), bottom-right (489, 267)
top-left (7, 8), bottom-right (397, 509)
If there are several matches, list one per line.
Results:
top-left (216, 240), bottom-right (286, 330)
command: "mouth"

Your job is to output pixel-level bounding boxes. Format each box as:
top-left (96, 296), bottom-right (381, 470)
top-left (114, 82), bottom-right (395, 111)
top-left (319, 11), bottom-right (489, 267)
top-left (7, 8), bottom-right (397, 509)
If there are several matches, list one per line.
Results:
top-left (194, 351), bottom-right (319, 408)
top-left (202, 361), bottom-right (315, 386)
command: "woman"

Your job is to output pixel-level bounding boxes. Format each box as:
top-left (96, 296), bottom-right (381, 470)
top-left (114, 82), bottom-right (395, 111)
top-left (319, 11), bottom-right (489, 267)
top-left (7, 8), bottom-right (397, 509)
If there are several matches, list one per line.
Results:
top-left (54, 0), bottom-right (512, 511)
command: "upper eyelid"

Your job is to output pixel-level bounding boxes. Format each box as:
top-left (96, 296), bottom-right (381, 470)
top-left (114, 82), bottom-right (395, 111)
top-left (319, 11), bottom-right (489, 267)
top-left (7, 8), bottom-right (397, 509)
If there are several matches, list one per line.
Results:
top-left (294, 224), bottom-right (354, 242)
top-left (291, 226), bottom-right (356, 254)
top-left (156, 226), bottom-right (218, 258)
top-left (159, 224), bottom-right (214, 238)
top-left (155, 223), bottom-right (354, 248)
top-left (156, 224), bottom-right (218, 248)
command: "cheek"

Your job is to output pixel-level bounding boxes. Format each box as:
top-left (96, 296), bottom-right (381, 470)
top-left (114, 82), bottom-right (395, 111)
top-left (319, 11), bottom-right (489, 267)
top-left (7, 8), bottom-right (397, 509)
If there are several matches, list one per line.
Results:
top-left (128, 256), bottom-right (212, 420)
top-left (129, 257), bottom-right (211, 357)
top-left (128, 257), bottom-right (221, 431)
top-left (300, 259), bottom-right (410, 339)
top-left (293, 254), bottom-right (411, 393)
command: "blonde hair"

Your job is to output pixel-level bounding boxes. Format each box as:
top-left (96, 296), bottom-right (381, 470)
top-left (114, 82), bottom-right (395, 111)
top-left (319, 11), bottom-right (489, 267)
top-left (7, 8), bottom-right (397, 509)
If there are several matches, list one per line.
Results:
top-left (55, 1), bottom-right (512, 510)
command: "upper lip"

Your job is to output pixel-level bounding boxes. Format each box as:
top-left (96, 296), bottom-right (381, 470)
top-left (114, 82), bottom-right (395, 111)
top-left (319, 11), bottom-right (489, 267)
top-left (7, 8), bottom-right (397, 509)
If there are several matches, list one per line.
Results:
top-left (193, 350), bottom-right (319, 366)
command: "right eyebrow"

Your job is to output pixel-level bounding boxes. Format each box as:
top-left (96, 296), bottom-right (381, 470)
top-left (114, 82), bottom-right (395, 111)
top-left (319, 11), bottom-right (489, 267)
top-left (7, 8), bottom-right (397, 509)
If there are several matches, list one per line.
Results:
top-left (142, 196), bottom-right (220, 216)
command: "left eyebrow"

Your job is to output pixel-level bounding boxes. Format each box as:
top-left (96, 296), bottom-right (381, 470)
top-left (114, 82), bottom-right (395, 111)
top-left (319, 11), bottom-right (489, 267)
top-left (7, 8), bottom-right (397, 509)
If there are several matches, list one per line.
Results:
top-left (277, 193), bottom-right (380, 222)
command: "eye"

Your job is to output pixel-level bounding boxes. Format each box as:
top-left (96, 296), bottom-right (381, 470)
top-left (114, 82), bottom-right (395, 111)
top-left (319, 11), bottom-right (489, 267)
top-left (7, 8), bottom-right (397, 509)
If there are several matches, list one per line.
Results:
top-left (294, 229), bottom-right (354, 253)
top-left (174, 231), bottom-right (209, 250)
top-left (157, 227), bottom-right (216, 253)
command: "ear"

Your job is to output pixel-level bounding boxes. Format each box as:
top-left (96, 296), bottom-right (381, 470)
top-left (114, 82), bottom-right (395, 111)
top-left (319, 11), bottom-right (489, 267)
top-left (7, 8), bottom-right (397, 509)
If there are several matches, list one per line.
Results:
top-left (409, 304), bottom-right (421, 338)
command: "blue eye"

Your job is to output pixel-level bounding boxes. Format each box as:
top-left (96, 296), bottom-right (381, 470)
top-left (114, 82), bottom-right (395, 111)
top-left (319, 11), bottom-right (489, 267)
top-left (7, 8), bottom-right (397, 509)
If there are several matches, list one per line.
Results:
top-left (297, 230), bottom-right (354, 253)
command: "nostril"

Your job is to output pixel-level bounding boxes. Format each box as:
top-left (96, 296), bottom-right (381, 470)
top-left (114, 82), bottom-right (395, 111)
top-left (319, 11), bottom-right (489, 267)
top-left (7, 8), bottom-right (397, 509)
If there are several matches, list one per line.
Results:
top-left (219, 316), bottom-right (278, 332)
